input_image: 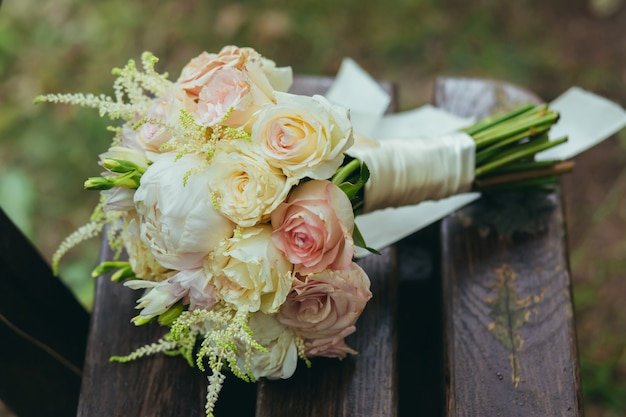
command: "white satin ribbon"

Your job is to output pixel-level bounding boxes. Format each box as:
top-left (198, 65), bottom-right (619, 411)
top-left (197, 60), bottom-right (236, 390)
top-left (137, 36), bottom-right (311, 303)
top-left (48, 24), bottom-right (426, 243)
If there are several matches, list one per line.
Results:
top-left (347, 132), bottom-right (476, 213)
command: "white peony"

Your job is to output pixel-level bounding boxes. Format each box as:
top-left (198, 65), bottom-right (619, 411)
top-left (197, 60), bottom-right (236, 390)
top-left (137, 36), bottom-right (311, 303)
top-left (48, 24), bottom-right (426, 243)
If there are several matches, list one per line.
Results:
top-left (134, 153), bottom-right (235, 271)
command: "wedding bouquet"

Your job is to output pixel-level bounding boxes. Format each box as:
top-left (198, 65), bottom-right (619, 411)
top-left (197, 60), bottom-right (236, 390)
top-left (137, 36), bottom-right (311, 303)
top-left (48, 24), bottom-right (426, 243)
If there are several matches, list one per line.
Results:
top-left (38, 45), bottom-right (571, 416)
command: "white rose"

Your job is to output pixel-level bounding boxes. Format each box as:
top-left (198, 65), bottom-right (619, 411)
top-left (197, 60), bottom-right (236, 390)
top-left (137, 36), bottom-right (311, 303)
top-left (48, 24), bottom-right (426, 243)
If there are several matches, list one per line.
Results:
top-left (134, 153), bottom-right (235, 271)
top-left (206, 225), bottom-right (293, 314)
top-left (251, 92), bottom-right (354, 180)
top-left (207, 140), bottom-right (296, 227)
top-left (238, 312), bottom-right (298, 380)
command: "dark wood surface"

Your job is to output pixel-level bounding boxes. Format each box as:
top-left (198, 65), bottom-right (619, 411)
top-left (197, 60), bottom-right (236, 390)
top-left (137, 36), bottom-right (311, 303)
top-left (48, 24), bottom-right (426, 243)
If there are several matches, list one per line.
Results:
top-left (0, 207), bottom-right (89, 417)
top-left (435, 77), bottom-right (583, 417)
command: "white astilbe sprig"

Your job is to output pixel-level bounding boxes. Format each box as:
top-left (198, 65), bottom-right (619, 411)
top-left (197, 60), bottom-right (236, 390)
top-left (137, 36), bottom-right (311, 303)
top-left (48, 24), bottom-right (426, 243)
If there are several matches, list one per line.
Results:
top-left (34, 51), bottom-right (173, 121)
top-left (158, 107), bottom-right (253, 165)
top-left (168, 305), bottom-right (267, 417)
top-left (109, 338), bottom-right (179, 363)
top-left (111, 52), bottom-right (172, 112)
top-left (51, 199), bottom-right (125, 275)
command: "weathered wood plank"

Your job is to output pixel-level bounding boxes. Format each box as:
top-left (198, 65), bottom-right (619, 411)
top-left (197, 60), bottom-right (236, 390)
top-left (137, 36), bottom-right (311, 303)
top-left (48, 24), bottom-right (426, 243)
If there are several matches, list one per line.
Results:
top-left (436, 77), bottom-right (583, 417)
top-left (0, 207), bottom-right (89, 417)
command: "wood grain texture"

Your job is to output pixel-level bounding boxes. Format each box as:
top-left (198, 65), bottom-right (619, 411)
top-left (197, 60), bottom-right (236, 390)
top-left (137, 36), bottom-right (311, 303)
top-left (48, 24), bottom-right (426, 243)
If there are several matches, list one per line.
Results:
top-left (436, 77), bottom-right (583, 417)
top-left (0, 207), bottom-right (89, 417)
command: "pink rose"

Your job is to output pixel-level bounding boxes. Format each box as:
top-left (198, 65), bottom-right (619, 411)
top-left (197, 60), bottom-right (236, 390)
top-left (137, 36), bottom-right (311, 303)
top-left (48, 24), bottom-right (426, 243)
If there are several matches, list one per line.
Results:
top-left (176, 50), bottom-right (233, 97)
top-left (271, 180), bottom-right (355, 275)
top-left (276, 263), bottom-right (372, 358)
top-left (195, 67), bottom-right (252, 127)
top-left (136, 88), bottom-right (193, 151)
top-left (176, 46), bottom-right (292, 128)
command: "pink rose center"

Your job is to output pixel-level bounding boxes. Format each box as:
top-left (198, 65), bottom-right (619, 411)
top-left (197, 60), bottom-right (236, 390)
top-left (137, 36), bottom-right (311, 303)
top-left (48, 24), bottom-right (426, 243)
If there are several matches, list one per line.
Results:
top-left (285, 215), bottom-right (324, 257)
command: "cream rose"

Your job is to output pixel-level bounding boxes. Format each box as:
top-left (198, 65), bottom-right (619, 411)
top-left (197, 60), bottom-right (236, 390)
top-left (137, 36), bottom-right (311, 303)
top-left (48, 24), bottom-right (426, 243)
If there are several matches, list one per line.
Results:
top-left (277, 262), bottom-right (372, 358)
top-left (236, 312), bottom-right (298, 380)
top-left (207, 225), bottom-right (293, 314)
top-left (271, 180), bottom-right (354, 275)
top-left (251, 92), bottom-right (354, 180)
top-left (207, 140), bottom-right (295, 227)
top-left (133, 153), bottom-right (235, 271)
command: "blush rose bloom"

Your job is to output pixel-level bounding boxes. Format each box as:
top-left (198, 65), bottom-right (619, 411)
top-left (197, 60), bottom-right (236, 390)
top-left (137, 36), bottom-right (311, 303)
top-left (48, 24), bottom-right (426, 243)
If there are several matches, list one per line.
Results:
top-left (207, 140), bottom-right (296, 227)
top-left (136, 88), bottom-right (193, 152)
top-left (177, 46), bottom-right (292, 128)
top-left (236, 312), bottom-right (298, 380)
top-left (206, 225), bottom-right (293, 314)
top-left (276, 262), bottom-right (372, 359)
top-left (251, 92), bottom-right (354, 180)
top-left (133, 153), bottom-right (235, 271)
top-left (271, 180), bottom-right (354, 275)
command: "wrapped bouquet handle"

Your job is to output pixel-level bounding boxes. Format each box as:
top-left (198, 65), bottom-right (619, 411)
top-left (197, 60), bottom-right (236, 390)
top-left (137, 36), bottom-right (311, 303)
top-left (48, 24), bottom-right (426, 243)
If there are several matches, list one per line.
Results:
top-left (342, 102), bottom-right (574, 219)
top-left (348, 132), bottom-right (476, 212)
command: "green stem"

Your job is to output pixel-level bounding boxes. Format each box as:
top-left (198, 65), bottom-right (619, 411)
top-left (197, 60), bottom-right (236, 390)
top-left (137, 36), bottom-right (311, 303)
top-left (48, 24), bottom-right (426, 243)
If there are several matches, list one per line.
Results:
top-left (476, 136), bottom-right (567, 177)
top-left (486, 159), bottom-right (563, 175)
top-left (475, 176), bottom-right (559, 192)
top-left (473, 113), bottom-right (559, 148)
top-left (462, 103), bottom-right (537, 136)
top-left (331, 158), bottom-right (360, 185)
top-left (475, 123), bottom-right (553, 164)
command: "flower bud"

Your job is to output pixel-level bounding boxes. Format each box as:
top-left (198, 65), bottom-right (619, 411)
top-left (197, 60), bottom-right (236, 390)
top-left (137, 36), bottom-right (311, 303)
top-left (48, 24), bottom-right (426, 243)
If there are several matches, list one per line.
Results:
top-left (157, 302), bottom-right (185, 326)
top-left (84, 176), bottom-right (115, 190)
top-left (91, 261), bottom-right (131, 278)
top-left (102, 158), bottom-right (145, 174)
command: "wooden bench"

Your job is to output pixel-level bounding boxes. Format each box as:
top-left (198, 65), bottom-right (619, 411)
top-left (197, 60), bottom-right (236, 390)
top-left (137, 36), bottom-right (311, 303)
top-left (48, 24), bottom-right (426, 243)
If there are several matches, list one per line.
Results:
top-left (0, 75), bottom-right (583, 417)
top-left (0, 208), bottom-right (89, 417)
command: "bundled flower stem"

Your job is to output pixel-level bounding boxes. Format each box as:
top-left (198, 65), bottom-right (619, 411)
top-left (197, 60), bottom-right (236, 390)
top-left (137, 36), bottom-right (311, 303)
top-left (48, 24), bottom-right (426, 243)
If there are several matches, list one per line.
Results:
top-left (464, 103), bottom-right (574, 191)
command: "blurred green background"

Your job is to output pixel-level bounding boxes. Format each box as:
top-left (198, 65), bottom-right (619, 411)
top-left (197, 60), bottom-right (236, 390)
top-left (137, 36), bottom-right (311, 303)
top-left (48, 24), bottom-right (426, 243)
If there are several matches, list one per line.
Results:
top-left (1, 0), bottom-right (625, 415)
